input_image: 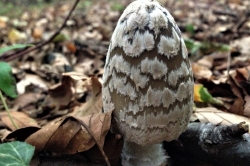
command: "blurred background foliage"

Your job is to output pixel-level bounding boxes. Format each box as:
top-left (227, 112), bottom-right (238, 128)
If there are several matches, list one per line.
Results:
top-left (0, 0), bottom-right (125, 17)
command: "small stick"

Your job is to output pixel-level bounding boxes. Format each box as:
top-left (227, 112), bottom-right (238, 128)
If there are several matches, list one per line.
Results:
top-left (78, 118), bottom-right (111, 166)
top-left (0, 0), bottom-right (80, 62)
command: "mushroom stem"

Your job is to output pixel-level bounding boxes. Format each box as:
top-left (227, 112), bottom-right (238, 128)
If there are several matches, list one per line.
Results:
top-left (122, 141), bottom-right (167, 166)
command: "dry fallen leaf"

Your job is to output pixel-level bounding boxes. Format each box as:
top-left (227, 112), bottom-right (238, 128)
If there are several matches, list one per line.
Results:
top-left (197, 56), bottom-right (214, 69)
top-left (13, 92), bottom-right (44, 110)
top-left (47, 75), bottom-right (75, 109)
top-left (8, 28), bottom-right (27, 43)
top-left (230, 68), bottom-right (250, 95)
top-left (66, 41), bottom-right (77, 53)
top-left (0, 16), bottom-right (8, 29)
top-left (192, 63), bottom-right (212, 80)
top-left (231, 36), bottom-right (250, 55)
top-left (16, 74), bottom-right (49, 95)
top-left (0, 111), bottom-right (39, 131)
top-left (73, 77), bottom-right (102, 116)
top-left (83, 132), bottom-right (124, 166)
top-left (25, 112), bottom-right (111, 154)
top-left (236, 66), bottom-right (250, 80)
top-left (243, 95), bottom-right (250, 117)
top-left (32, 27), bottom-right (44, 40)
top-left (229, 97), bottom-right (244, 115)
top-left (194, 107), bottom-right (250, 130)
top-left (62, 72), bottom-right (89, 94)
top-left (29, 116), bottom-right (93, 154)
top-left (4, 126), bottom-right (40, 142)
top-left (0, 129), bottom-right (11, 142)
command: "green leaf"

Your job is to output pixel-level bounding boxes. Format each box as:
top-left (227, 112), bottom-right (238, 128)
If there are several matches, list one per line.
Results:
top-left (185, 24), bottom-right (195, 35)
top-left (52, 33), bottom-right (69, 42)
top-left (0, 141), bottom-right (35, 166)
top-left (0, 44), bottom-right (33, 56)
top-left (184, 39), bottom-right (201, 55)
top-left (199, 42), bottom-right (230, 54)
top-left (199, 85), bottom-right (213, 103)
top-left (184, 39), bottom-right (230, 55)
top-left (0, 62), bottom-right (17, 98)
top-left (111, 3), bottom-right (125, 11)
top-left (198, 84), bottom-right (224, 106)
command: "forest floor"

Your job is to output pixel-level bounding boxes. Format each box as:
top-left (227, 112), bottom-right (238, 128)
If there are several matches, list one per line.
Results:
top-left (0, 0), bottom-right (250, 165)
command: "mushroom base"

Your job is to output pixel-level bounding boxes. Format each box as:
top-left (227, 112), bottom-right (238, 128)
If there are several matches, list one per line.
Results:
top-left (122, 141), bottom-right (167, 166)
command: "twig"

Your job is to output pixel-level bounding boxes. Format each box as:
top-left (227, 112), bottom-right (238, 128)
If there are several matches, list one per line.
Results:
top-left (78, 118), bottom-right (111, 166)
top-left (212, 8), bottom-right (237, 18)
top-left (233, 11), bottom-right (250, 33)
top-left (0, 0), bottom-right (80, 62)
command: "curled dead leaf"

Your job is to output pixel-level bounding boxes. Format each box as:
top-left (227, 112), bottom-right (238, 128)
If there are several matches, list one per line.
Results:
top-left (5, 126), bottom-right (41, 141)
top-left (47, 75), bottom-right (75, 109)
top-left (230, 68), bottom-right (250, 96)
top-left (25, 112), bottom-right (111, 154)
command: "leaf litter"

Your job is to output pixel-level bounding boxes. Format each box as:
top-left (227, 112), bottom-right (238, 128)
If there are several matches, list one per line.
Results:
top-left (0, 0), bottom-right (250, 165)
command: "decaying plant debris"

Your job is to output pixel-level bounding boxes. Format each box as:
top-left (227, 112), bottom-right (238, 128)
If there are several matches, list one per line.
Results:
top-left (0, 0), bottom-right (250, 165)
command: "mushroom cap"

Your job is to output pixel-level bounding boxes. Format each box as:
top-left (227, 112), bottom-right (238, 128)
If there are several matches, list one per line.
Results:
top-left (102, 0), bottom-right (194, 146)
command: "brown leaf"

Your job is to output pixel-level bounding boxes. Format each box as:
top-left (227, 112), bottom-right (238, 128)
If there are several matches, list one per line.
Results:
top-left (230, 68), bottom-right (250, 95)
top-left (73, 49), bottom-right (104, 75)
top-left (228, 0), bottom-right (241, 4)
top-left (13, 92), bottom-right (44, 110)
top-left (197, 56), bottom-right (214, 69)
top-left (73, 77), bottom-right (102, 116)
top-left (228, 75), bottom-right (244, 99)
top-left (231, 37), bottom-right (250, 55)
top-left (83, 132), bottom-right (124, 166)
top-left (0, 111), bottom-right (39, 131)
top-left (192, 63), bottom-right (212, 80)
top-left (0, 16), bottom-right (8, 29)
top-left (8, 28), bottom-right (27, 43)
top-left (25, 112), bottom-right (111, 154)
top-left (78, 112), bottom-right (111, 147)
top-left (194, 107), bottom-right (250, 129)
top-left (16, 74), bottom-right (49, 94)
top-left (237, 66), bottom-right (250, 80)
top-left (32, 27), bottom-right (44, 40)
top-left (44, 117), bottom-right (94, 154)
top-left (62, 72), bottom-right (88, 80)
top-left (5, 126), bottom-right (41, 141)
top-left (243, 95), bottom-right (250, 118)
top-left (0, 129), bottom-right (11, 141)
top-left (66, 41), bottom-right (77, 53)
top-left (47, 75), bottom-right (75, 109)
top-left (229, 97), bottom-right (245, 115)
